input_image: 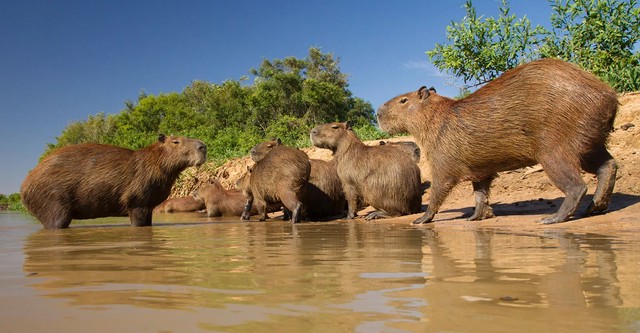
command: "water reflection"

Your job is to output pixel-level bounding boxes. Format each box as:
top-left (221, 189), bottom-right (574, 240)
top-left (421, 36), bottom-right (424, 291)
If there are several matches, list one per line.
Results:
top-left (18, 218), bottom-right (640, 332)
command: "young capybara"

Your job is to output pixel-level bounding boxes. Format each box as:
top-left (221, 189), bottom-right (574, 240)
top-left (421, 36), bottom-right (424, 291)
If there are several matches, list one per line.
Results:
top-left (250, 139), bottom-right (346, 219)
top-left (153, 195), bottom-right (205, 213)
top-left (376, 58), bottom-right (618, 225)
top-left (21, 134), bottom-right (207, 229)
top-left (310, 121), bottom-right (422, 220)
top-left (240, 144), bottom-right (311, 223)
top-left (194, 178), bottom-right (279, 217)
top-left (378, 140), bottom-right (421, 163)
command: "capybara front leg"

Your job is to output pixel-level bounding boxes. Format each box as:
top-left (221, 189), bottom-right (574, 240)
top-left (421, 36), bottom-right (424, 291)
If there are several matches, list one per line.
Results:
top-left (130, 208), bottom-right (152, 227)
top-left (241, 196), bottom-right (254, 221)
top-left (256, 200), bottom-right (268, 221)
top-left (343, 184), bottom-right (359, 219)
top-left (290, 201), bottom-right (303, 223)
top-left (585, 154), bottom-right (617, 215)
top-left (468, 177), bottom-right (495, 221)
top-left (540, 163), bottom-right (587, 224)
top-left (413, 177), bottom-right (457, 224)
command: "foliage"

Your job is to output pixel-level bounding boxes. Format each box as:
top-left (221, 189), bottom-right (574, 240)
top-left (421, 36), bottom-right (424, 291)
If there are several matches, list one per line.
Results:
top-left (427, 0), bottom-right (640, 92)
top-left (427, 0), bottom-right (546, 87)
top-left (45, 48), bottom-right (384, 163)
top-left (0, 193), bottom-right (24, 212)
top-left (540, 0), bottom-right (640, 91)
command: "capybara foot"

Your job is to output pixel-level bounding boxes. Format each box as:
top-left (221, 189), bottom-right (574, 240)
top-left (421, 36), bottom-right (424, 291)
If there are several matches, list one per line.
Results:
top-left (364, 210), bottom-right (390, 220)
top-left (468, 206), bottom-right (494, 221)
top-left (540, 214), bottom-right (570, 225)
top-left (240, 211), bottom-right (251, 221)
top-left (584, 201), bottom-right (610, 216)
top-left (412, 210), bottom-right (435, 224)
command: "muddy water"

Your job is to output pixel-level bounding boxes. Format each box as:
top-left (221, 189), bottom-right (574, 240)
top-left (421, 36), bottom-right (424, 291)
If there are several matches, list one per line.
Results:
top-left (1, 211), bottom-right (640, 333)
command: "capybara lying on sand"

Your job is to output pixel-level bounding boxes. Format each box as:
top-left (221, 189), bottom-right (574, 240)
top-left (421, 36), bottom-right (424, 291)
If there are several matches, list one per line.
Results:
top-left (310, 121), bottom-right (422, 220)
top-left (377, 58), bottom-right (618, 224)
top-left (21, 134), bottom-right (207, 229)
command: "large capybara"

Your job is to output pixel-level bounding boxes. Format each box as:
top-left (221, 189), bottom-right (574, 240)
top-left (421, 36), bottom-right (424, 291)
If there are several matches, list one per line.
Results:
top-left (250, 139), bottom-right (346, 219)
top-left (241, 144), bottom-right (310, 223)
top-left (194, 178), bottom-right (279, 217)
top-left (376, 58), bottom-right (618, 225)
top-left (153, 195), bottom-right (205, 213)
top-left (378, 140), bottom-right (421, 163)
top-left (21, 134), bottom-right (207, 229)
top-left (310, 121), bottom-right (423, 220)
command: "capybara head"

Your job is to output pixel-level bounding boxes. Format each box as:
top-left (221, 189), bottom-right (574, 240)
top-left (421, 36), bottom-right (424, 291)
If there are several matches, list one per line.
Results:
top-left (376, 86), bottom-right (437, 135)
top-left (155, 134), bottom-right (208, 171)
top-left (310, 121), bottom-right (355, 151)
top-left (250, 138), bottom-right (282, 162)
top-left (378, 140), bottom-right (421, 163)
top-left (193, 179), bottom-right (225, 202)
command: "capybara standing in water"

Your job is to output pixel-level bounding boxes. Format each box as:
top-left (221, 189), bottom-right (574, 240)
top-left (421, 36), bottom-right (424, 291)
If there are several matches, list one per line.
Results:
top-left (250, 139), bottom-right (346, 219)
top-left (241, 144), bottom-right (310, 223)
top-left (154, 195), bottom-right (205, 213)
top-left (377, 58), bottom-right (618, 225)
top-left (310, 121), bottom-right (422, 219)
top-left (21, 134), bottom-right (207, 229)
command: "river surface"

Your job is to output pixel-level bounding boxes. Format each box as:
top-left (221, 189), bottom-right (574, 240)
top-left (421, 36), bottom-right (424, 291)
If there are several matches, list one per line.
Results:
top-left (1, 210), bottom-right (639, 333)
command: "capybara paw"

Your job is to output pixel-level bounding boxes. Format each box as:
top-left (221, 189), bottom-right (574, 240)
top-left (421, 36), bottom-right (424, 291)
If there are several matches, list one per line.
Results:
top-left (585, 202), bottom-right (609, 215)
top-left (540, 214), bottom-right (569, 224)
top-left (240, 213), bottom-right (251, 221)
top-left (364, 211), bottom-right (389, 220)
top-left (468, 207), bottom-right (494, 221)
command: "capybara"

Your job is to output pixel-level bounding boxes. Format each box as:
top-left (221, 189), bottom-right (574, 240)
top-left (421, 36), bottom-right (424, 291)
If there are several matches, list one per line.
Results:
top-left (195, 178), bottom-right (279, 217)
top-left (21, 134), bottom-right (207, 229)
top-left (154, 195), bottom-right (205, 213)
top-left (250, 139), bottom-right (346, 219)
top-left (376, 58), bottom-right (618, 224)
top-left (310, 121), bottom-right (422, 219)
top-left (378, 140), bottom-right (421, 163)
top-left (241, 144), bottom-right (310, 223)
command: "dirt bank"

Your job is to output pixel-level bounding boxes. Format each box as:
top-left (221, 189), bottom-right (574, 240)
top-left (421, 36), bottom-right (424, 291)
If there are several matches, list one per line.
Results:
top-left (173, 92), bottom-right (640, 234)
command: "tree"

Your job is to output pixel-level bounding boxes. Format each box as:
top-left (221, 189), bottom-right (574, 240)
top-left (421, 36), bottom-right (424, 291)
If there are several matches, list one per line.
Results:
top-left (540, 0), bottom-right (640, 91)
top-left (427, 0), bottom-right (546, 87)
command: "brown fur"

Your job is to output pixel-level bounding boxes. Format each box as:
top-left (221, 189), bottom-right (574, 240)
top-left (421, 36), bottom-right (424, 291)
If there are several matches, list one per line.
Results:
top-left (378, 140), bottom-right (421, 163)
top-left (250, 139), bottom-right (346, 219)
top-left (154, 195), bottom-right (205, 213)
top-left (21, 134), bottom-right (207, 229)
top-left (377, 58), bottom-right (618, 224)
top-left (310, 122), bottom-right (422, 219)
top-left (241, 145), bottom-right (310, 223)
top-left (194, 178), bottom-right (278, 217)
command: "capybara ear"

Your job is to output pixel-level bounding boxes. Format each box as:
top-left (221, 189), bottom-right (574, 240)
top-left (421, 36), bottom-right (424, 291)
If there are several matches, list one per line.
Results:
top-left (379, 141), bottom-right (386, 145)
top-left (418, 86), bottom-right (431, 100)
top-left (158, 134), bottom-right (166, 143)
top-left (429, 87), bottom-right (437, 94)
top-left (345, 120), bottom-right (353, 130)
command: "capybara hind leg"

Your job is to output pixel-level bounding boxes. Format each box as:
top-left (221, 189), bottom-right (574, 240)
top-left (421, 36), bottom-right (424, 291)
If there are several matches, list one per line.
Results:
top-left (413, 177), bottom-right (457, 224)
top-left (468, 177), bottom-right (495, 221)
top-left (40, 204), bottom-right (72, 229)
top-left (282, 207), bottom-right (292, 221)
top-left (582, 149), bottom-right (617, 215)
top-left (130, 208), bottom-right (152, 227)
top-left (540, 163), bottom-right (587, 224)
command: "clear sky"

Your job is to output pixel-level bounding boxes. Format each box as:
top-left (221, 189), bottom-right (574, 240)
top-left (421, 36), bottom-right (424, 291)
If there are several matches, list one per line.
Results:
top-left (0, 0), bottom-right (552, 194)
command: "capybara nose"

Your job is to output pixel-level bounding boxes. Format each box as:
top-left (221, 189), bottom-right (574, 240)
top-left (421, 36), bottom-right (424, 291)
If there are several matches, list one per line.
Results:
top-left (198, 142), bottom-right (206, 152)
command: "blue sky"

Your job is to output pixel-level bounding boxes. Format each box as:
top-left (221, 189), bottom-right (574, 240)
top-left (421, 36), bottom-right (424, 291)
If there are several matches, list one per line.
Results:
top-left (0, 1), bottom-right (552, 194)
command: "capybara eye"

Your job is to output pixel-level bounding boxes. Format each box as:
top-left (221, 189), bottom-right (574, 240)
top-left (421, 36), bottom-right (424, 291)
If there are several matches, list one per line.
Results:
top-left (331, 125), bottom-right (340, 129)
top-left (400, 97), bottom-right (408, 104)
top-left (172, 140), bottom-right (180, 145)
